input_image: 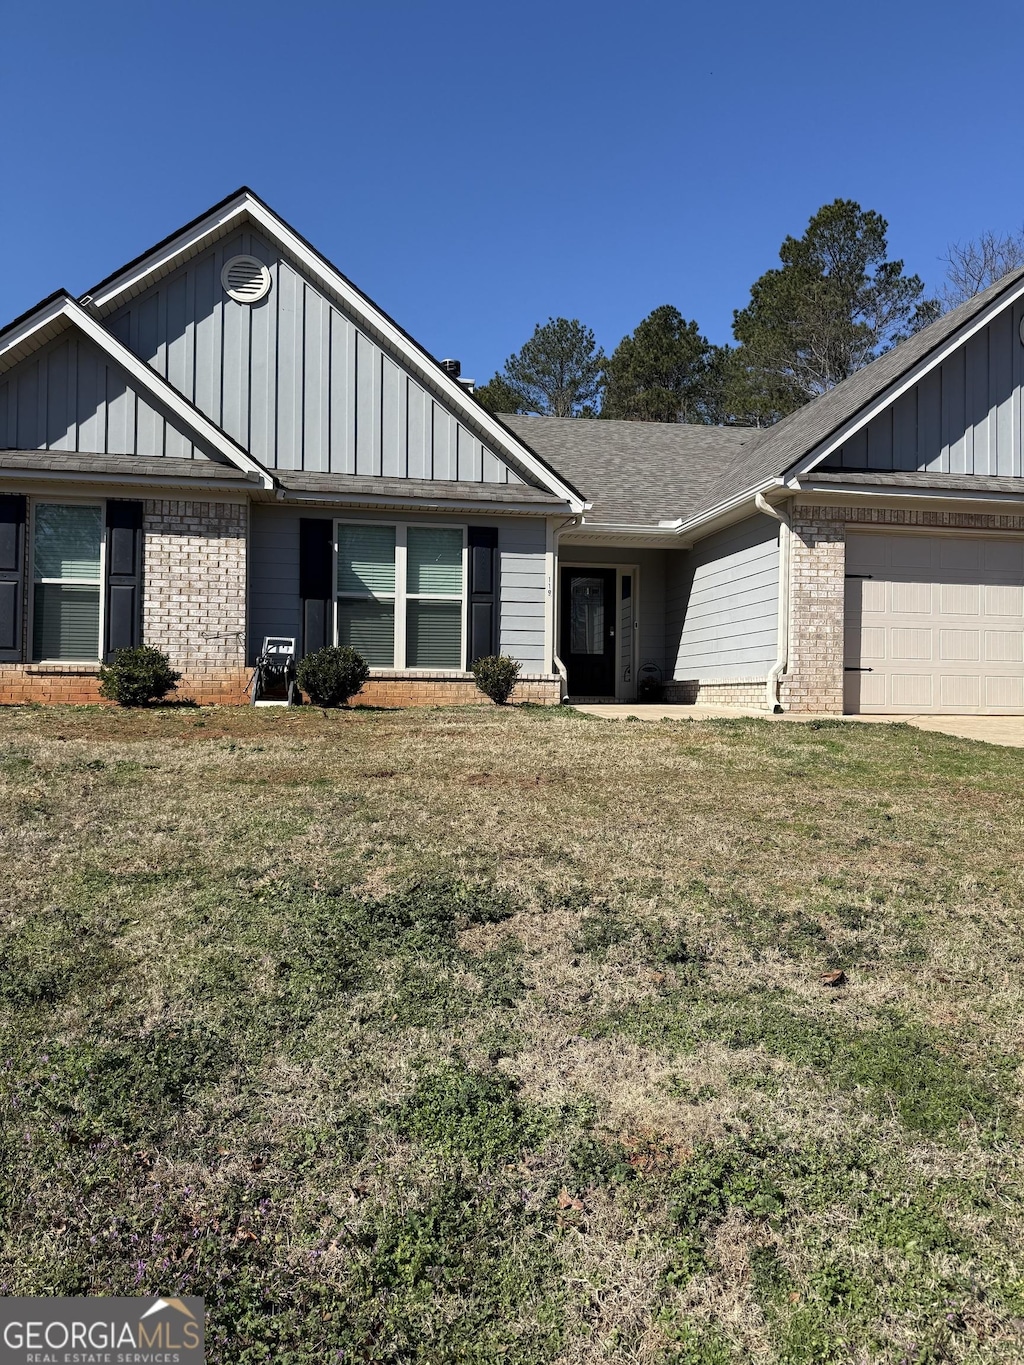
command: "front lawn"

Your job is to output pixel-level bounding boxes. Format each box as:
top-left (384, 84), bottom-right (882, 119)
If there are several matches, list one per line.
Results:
top-left (1, 705), bottom-right (1022, 1363)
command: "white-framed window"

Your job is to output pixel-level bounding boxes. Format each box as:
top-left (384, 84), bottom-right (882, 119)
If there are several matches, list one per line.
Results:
top-left (31, 501), bottom-right (105, 662)
top-left (334, 520), bottom-right (467, 671)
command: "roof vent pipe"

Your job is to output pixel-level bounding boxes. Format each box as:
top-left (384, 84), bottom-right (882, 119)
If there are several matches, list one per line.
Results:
top-left (754, 492), bottom-right (792, 714)
top-left (441, 358), bottom-right (462, 379)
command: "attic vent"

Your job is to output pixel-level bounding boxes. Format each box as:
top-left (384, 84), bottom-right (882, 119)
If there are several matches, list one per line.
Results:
top-left (221, 255), bottom-right (271, 304)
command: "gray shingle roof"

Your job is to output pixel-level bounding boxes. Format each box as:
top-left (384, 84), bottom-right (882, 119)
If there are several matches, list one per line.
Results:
top-left (500, 415), bottom-right (757, 525)
top-left (504, 268), bottom-right (1024, 530)
top-left (0, 450), bottom-right (250, 480)
top-left (811, 469), bottom-right (1024, 496)
top-left (276, 471), bottom-right (567, 506)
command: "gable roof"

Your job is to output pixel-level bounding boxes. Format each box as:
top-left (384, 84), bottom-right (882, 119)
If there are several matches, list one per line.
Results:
top-left (692, 263), bottom-right (1024, 518)
top-left (0, 292), bottom-right (274, 486)
top-left (500, 415), bottom-right (755, 527)
top-left (81, 188), bottom-right (585, 510)
top-left (510, 267), bottom-right (1024, 536)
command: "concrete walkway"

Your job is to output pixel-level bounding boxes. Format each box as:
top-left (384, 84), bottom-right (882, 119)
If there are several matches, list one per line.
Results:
top-left (570, 703), bottom-right (1024, 748)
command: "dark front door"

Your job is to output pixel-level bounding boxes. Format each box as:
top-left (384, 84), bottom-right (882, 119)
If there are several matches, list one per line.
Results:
top-left (560, 567), bottom-right (616, 697)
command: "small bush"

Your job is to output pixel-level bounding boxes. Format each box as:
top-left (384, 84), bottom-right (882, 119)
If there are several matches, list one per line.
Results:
top-left (98, 646), bottom-right (180, 707)
top-left (471, 654), bottom-right (521, 705)
top-left (296, 645), bottom-right (370, 707)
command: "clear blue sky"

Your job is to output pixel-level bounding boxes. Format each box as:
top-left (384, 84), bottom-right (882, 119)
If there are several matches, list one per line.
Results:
top-left (3, 0), bottom-right (1023, 382)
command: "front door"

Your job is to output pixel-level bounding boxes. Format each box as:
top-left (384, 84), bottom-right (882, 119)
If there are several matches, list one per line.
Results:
top-left (560, 567), bottom-right (616, 697)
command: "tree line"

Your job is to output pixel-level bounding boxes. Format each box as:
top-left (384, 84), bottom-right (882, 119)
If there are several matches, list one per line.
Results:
top-left (475, 200), bottom-right (1024, 427)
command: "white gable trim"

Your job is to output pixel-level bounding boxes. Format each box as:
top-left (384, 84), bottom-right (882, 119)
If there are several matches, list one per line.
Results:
top-left (0, 295), bottom-right (273, 487)
top-left (785, 276), bottom-right (1024, 483)
top-left (83, 191), bottom-right (586, 511)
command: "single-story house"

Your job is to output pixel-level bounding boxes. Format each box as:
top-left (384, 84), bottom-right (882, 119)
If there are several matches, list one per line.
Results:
top-left (3, 188), bottom-right (1024, 715)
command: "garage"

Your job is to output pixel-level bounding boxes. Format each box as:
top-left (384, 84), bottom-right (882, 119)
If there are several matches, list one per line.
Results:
top-left (844, 531), bottom-right (1024, 714)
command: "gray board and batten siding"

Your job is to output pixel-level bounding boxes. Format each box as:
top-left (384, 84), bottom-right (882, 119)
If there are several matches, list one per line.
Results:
top-left (249, 505), bottom-right (549, 669)
top-left (559, 544), bottom-right (669, 679)
top-left (667, 515), bottom-right (779, 681)
top-left (0, 331), bottom-right (219, 462)
top-left (106, 229), bottom-right (525, 485)
top-left (822, 303), bottom-right (1024, 476)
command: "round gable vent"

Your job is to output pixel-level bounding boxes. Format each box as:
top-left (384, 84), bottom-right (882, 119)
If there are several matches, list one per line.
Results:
top-left (221, 255), bottom-right (271, 304)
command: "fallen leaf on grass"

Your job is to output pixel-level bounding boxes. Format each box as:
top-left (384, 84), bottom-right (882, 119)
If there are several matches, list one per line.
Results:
top-left (820, 970), bottom-right (846, 987)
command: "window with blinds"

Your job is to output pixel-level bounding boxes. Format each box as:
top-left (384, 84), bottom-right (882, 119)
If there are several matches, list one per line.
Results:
top-left (32, 503), bottom-right (103, 661)
top-left (335, 524), bottom-right (396, 667)
top-left (334, 522), bottom-right (466, 671)
top-left (406, 528), bottom-right (463, 669)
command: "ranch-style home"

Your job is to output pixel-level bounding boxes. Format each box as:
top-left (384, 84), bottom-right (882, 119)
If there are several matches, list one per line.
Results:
top-left (2, 188), bottom-right (1024, 715)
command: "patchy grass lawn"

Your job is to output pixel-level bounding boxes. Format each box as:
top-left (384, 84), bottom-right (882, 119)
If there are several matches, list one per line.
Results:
top-left (1, 704), bottom-right (1022, 1364)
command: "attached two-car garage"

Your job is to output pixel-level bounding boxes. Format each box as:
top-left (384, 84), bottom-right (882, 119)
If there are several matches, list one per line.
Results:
top-left (844, 531), bottom-right (1024, 714)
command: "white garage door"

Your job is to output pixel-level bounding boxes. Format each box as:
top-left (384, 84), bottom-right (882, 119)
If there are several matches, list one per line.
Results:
top-left (844, 531), bottom-right (1024, 714)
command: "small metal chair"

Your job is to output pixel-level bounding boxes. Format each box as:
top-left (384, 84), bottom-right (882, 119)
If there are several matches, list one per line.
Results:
top-left (249, 636), bottom-right (298, 706)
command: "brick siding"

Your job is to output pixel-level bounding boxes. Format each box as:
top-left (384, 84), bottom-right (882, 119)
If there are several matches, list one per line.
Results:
top-left (663, 678), bottom-right (770, 708)
top-left (353, 674), bottom-right (560, 708)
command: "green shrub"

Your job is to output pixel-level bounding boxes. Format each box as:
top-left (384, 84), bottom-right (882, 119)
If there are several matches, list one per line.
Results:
top-left (98, 646), bottom-right (180, 707)
top-left (471, 654), bottom-right (521, 705)
top-left (296, 645), bottom-right (370, 707)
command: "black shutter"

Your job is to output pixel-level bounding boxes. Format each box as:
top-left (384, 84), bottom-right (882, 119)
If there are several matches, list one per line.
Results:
top-left (467, 526), bottom-right (499, 663)
top-left (105, 500), bottom-right (144, 658)
top-left (299, 518), bottom-right (333, 655)
top-left (0, 494), bottom-right (26, 662)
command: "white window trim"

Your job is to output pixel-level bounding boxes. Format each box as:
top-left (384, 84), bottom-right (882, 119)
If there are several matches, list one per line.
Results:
top-left (29, 496), bottom-right (107, 665)
top-left (333, 519), bottom-right (468, 673)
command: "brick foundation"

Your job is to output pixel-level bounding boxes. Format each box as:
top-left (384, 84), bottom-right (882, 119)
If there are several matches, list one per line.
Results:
top-left (352, 673), bottom-right (561, 708)
top-left (663, 678), bottom-right (770, 709)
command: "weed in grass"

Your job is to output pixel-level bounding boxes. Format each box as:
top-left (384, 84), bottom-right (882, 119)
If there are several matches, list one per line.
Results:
top-left (0, 905), bottom-right (126, 1006)
top-left (393, 1058), bottom-right (551, 1168)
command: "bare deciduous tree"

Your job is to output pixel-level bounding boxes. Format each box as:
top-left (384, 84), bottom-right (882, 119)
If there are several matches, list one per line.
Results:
top-left (940, 229), bottom-right (1024, 309)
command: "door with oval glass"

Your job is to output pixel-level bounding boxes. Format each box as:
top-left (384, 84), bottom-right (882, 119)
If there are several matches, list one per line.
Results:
top-left (560, 567), bottom-right (617, 696)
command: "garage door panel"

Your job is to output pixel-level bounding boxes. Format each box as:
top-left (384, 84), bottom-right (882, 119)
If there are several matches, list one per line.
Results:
top-left (984, 630), bottom-right (1023, 662)
top-left (983, 541), bottom-right (1024, 574)
top-left (845, 532), bottom-right (1024, 714)
top-left (890, 627), bottom-right (932, 660)
top-left (983, 584), bottom-right (1024, 617)
top-left (940, 675), bottom-right (981, 708)
top-left (938, 538), bottom-right (982, 571)
top-left (939, 583), bottom-right (980, 615)
top-left (889, 536), bottom-right (935, 570)
top-left (938, 629), bottom-right (980, 661)
top-left (891, 674), bottom-right (933, 707)
top-left (986, 676), bottom-right (1024, 708)
top-left (891, 582), bottom-right (931, 613)
top-left (861, 580), bottom-right (887, 613)
top-left (858, 626), bottom-right (886, 660)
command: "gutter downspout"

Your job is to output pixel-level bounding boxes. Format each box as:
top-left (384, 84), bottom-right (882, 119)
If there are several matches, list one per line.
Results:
top-left (550, 515), bottom-right (579, 700)
top-left (754, 492), bottom-right (792, 714)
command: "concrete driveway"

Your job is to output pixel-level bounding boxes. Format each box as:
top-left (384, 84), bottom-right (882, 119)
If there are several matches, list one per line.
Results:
top-left (570, 703), bottom-right (1024, 748)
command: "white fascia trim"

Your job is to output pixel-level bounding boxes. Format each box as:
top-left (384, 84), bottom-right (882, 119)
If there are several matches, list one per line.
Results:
top-left (86, 193), bottom-right (586, 511)
top-left (788, 278), bottom-right (1024, 480)
top-left (58, 300), bottom-right (272, 487)
top-left (674, 477), bottom-right (784, 536)
top-left (83, 196), bottom-right (253, 312)
top-left (0, 293), bottom-right (73, 368)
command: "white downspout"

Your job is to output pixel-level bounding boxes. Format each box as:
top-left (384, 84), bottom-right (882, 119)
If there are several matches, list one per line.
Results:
top-left (754, 492), bottom-right (792, 714)
top-left (550, 516), bottom-right (578, 701)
